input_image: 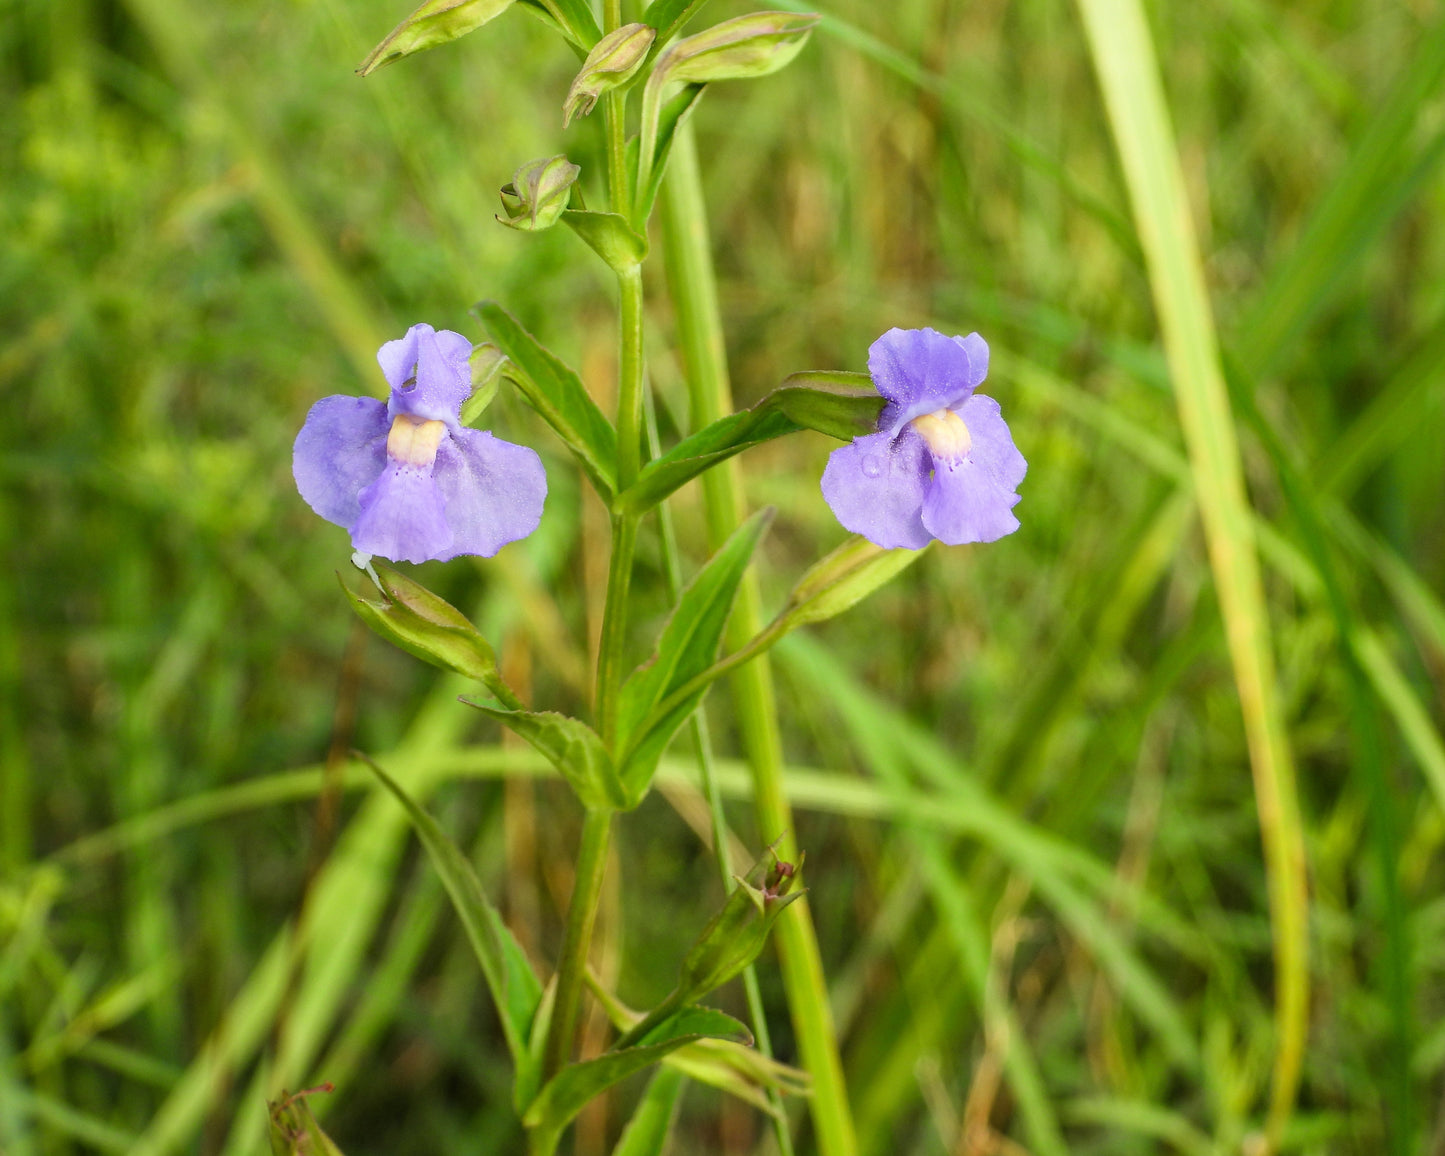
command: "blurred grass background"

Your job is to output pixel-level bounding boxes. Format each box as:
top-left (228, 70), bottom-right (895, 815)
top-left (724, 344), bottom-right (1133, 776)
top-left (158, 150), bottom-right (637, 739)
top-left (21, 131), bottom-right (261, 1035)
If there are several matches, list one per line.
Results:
top-left (4, 0), bottom-right (1445, 1152)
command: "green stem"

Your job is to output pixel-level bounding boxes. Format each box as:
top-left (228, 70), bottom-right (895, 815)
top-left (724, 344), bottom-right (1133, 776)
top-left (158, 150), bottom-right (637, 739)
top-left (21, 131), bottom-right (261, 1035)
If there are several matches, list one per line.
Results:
top-left (657, 122), bottom-right (859, 1156)
top-left (542, 806), bottom-right (613, 1081)
top-left (596, 512), bottom-right (638, 744)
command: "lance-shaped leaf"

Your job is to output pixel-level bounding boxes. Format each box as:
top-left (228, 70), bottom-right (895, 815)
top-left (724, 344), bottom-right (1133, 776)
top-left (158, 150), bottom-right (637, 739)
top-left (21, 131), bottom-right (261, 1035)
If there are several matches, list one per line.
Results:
top-left (611, 1067), bottom-right (686, 1156)
top-left (463, 704), bottom-right (626, 811)
top-left (524, 1008), bottom-right (749, 1156)
top-left (637, 12), bottom-right (818, 198)
top-left (498, 155), bottom-right (580, 231)
top-left (341, 564), bottom-right (519, 707)
top-left (619, 384), bottom-right (883, 514)
top-left (638, 0), bottom-right (712, 55)
top-left (615, 510), bottom-right (773, 801)
top-left (472, 300), bottom-right (617, 501)
top-left (359, 756), bottom-right (543, 1072)
top-left (563, 23), bottom-right (655, 126)
top-left (630, 82), bottom-right (707, 226)
top-left (589, 980), bottom-right (810, 1114)
top-left (562, 209), bottom-right (648, 273)
top-left (516, 0), bottom-right (601, 48)
top-left (358, 0), bottom-right (515, 75)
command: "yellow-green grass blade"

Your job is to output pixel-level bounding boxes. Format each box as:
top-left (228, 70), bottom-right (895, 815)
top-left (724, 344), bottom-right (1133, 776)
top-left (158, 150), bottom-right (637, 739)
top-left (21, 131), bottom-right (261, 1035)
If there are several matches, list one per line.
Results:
top-left (1073, 0), bottom-right (1308, 1145)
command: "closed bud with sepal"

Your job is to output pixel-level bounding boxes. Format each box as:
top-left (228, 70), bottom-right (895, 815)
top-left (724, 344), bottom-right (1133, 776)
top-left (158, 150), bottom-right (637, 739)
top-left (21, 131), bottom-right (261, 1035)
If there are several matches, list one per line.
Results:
top-left (498, 155), bottom-right (581, 231)
top-left (563, 23), bottom-right (655, 126)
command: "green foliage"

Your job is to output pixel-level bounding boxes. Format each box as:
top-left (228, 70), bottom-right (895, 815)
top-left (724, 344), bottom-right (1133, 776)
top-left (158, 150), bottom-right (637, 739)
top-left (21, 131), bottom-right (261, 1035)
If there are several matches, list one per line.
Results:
top-left (357, 0), bottom-right (517, 76)
top-left (9, 0), bottom-right (1445, 1152)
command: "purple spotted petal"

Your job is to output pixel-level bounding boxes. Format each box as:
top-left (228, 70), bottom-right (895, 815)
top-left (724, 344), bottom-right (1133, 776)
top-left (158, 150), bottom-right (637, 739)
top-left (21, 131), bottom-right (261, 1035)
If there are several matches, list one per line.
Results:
top-left (820, 429), bottom-right (932, 550)
top-left (293, 394), bottom-right (389, 529)
top-left (351, 462), bottom-right (455, 564)
top-left (431, 429), bottom-right (548, 559)
top-left (379, 323), bottom-right (473, 423)
top-left (920, 455), bottom-right (1021, 545)
top-left (956, 394), bottom-right (1026, 491)
top-left (871, 327), bottom-right (988, 436)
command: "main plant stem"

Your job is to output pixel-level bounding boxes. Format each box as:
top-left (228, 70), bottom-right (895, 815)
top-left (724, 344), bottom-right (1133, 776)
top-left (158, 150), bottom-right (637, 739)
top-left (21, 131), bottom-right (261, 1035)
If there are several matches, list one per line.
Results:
top-left (542, 807), bottom-right (613, 1082)
top-left (658, 122), bottom-right (859, 1156)
top-left (541, 45), bottom-right (640, 1091)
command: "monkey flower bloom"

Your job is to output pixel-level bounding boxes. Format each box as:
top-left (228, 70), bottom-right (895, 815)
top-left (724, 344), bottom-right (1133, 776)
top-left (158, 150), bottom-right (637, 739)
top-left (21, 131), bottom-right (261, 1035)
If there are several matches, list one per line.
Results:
top-left (293, 323), bottom-right (546, 564)
top-left (821, 327), bottom-right (1025, 548)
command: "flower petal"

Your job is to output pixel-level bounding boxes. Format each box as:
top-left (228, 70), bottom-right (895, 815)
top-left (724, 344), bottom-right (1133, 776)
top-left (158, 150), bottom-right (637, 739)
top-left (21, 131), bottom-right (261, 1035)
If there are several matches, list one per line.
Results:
top-left (292, 394), bottom-right (389, 529)
top-left (381, 324), bottom-right (474, 423)
top-left (351, 463), bottom-right (455, 564)
top-left (430, 428), bottom-right (548, 559)
top-left (920, 455), bottom-right (1021, 545)
top-left (957, 393), bottom-right (1026, 490)
top-left (871, 327), bottom-right (987, 436)
top-left (820, 429), bottom-right (932, 550)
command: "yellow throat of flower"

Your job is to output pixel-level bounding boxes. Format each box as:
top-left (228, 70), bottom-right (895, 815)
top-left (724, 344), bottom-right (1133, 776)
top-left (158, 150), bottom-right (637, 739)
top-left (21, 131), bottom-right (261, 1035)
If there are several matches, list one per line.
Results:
top-left (387, 414), bottom-right (446, 467)
top-left (910, 408), bottom-right (971, 459)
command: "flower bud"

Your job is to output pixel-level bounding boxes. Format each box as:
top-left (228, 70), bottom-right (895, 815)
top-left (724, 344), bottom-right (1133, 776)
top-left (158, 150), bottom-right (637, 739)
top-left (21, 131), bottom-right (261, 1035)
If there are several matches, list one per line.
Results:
top-left (497, 155), bottom-right (581, 231)
top-left (358, 0), bottom-right (516, 77)
top-left (341, 564), bottom-right (516, 705)
top-left (675, 848), bottom-right (805, 1003)
top-left (268, 1086), bottom-right (345, 1156)
top-left (563, 23), bottom-right (656, 127)
top-left (652, 11), bottom-right (819, 89)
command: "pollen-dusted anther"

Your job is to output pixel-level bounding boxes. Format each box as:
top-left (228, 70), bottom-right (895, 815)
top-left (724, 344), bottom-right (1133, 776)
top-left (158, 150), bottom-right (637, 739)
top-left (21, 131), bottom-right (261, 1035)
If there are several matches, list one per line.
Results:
top-left (910, 408), bottom-right (972, 461)
top-left (386, 415), bottom-right (447, 468)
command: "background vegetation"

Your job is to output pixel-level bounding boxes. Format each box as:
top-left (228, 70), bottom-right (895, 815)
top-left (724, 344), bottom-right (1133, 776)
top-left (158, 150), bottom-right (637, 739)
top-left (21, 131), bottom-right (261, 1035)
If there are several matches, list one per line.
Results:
top-left (4, 0), bottom-right (1445, 1152)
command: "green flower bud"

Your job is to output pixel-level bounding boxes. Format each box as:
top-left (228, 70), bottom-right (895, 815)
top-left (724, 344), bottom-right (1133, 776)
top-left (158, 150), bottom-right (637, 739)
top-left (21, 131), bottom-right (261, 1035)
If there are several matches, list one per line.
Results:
top-left (497, 155), bottom-right (581, 231)
top-left (653, 11), bottom-right (819, 88)
top-left (676, 848), bottom-right (804, 1003)
top-left (358, 0), bottom-right (516, 77)
top-left (268, 1085), bottom-right (345, 1156)
top-left (563, 22), bottom-right (656, 127)
top-left (341, 564), bottom-right (518, 707)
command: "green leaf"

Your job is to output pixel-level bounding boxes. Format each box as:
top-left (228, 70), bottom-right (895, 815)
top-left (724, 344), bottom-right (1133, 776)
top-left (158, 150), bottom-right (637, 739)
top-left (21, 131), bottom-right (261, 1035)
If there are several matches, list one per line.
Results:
top-left (358, 756), bottom-right (542, 1071)
top-left (524, 1008), bottom-right (748, 1154)
top-left (611, 1067), bottom-right (686, 1156)
top-left (562, 209), bottom-right (648, 272)
top-left (619, 384), bottom-right (882, 514)
top-left (528, 0), bottom-right (601, 48)
top-left (776, 535), bottom-right (928, 631)
top-left (615, 510), bottom-right (773, 801)
top-left (340, 565), bottom-right (519, 707)
top-left (516, 978), bottom-right (556, 1114)
top-left (639, 0), bottom-right (712, 53)
top-left (632, 83), bottom-right (707, 226)
top-left (357, 0), bottom-right (515, 76)
top-left (472, 300), bottom-right (617, 501)
top-left (462, 704), bottom-right (625, 811)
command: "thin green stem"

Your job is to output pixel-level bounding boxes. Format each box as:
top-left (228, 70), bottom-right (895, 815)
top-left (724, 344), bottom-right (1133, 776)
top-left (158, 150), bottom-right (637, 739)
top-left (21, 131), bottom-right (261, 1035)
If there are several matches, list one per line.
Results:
top-left (616, 267), bottom-right (645, 491)
top-left (542, 807), bottom-right (613, 1082)
top-left (658, 122), bottom-right (859, 1156)
top-left (596, 512), bottom-right (638, 745)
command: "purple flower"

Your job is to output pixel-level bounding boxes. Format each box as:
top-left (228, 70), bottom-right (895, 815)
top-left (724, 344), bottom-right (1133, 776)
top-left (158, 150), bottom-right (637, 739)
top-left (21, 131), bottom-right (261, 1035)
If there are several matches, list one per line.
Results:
top-left (821, 327), bottom-right (1025, 548)
top-left (293, 323), bottom-right (546, 564)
